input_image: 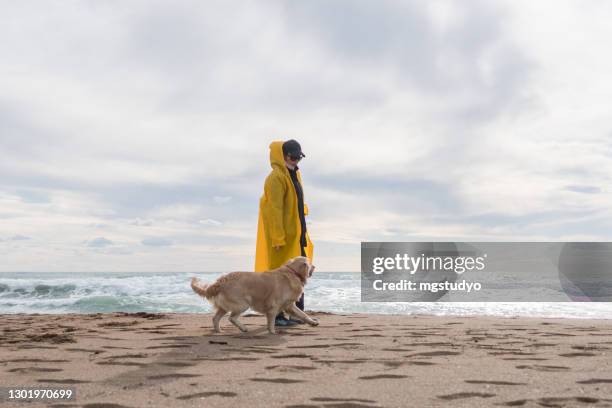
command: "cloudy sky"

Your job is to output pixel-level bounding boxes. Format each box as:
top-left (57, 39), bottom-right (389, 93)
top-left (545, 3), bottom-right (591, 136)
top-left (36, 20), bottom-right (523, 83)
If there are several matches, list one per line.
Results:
top-left (1, 0), bottom-right (611, 272)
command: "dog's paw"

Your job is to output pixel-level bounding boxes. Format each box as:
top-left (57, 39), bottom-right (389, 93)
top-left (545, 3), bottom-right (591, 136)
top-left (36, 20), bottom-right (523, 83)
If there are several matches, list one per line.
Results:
top-left (309, 318), bottom-right (319, 326)
top-left (239, 327), bottom-right (248, 333)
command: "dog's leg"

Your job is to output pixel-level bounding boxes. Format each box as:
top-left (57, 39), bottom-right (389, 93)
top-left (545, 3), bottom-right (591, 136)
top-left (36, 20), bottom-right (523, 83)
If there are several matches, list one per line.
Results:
top-left (282, 308), bottom-right (303, 323)
top-left (286, 304), bottom-right (319, 326)
top-left (265, 310), bottom-right (277, 334)
top-left (212, 308), bottom-right (227, 333)
top-left (229, 310), bottom-right (248, 332)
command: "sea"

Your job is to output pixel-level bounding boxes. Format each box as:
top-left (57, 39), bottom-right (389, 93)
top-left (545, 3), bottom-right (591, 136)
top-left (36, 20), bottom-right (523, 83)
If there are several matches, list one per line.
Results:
top-left (1, 272), bottom-right (612, 319)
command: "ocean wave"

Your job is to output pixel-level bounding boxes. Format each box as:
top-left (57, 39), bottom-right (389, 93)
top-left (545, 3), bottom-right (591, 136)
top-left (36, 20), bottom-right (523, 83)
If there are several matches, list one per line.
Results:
top-left (1, 272), bottom-right (612, 318)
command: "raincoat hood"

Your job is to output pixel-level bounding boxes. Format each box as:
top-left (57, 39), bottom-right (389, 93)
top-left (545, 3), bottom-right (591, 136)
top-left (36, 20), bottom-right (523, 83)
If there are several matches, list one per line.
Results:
top-left (269, 141), bottom-right (287, 173)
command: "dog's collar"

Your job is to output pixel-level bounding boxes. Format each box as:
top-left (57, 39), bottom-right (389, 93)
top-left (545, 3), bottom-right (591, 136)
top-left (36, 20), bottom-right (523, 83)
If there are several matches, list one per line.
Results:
top-left (285, 265), bottom-right (306, 285)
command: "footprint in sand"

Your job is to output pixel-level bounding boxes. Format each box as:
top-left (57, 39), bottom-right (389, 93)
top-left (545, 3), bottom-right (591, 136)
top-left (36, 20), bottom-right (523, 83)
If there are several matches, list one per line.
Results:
top-left (116, 312), bottom-right (165, 320)
top-left (286, 405), bottom-right (381, 408)
top-left (1, 358), bottom-right (69, 363)
top-left (98, 321), bottom-right (140, 328)
top-left (176, 391), bottom-right (236, 400)
top-left (103, 353), bottom-right (148, 359)
top-left (502, 357), bottom-right (549, 361)
top-left (347, 328), bottom-right (383, 332)
top-left (22, 346), bottom-right (61, 351)
top-left (358, 374), bottom-right (409, 380)
top-left (247, 346), bottom-right (284, 351)
top-left (223, 347), bottom-right (274, 354)
top-left (350, 334), bottom-right (385, 338)
top-left (535, 397), bottom-right (608, 406)
top-left (559, 352), bottom-right (596, 357)
top-left (408, 351), bottom-right (461, 357)
top-left (265, 365), bottom-right (317, 371)
top-left (251, 378), bottom-right (305, 384)
top-left (145, 344), bottom-right (191, 349)
top-left (437, 392), bottom-right (496, 400)
top-left (500, 398), bottom-right (612, 407)
top-left (515, 364), bottom-right (570, 372)
top-left (539, 332), bottom-right (576, 337)
top-left (576, 378), bottom-right (612, 384)
top-left (529, 342), bottom-right (558, 347)
top-left (497, 400), bottom-right (529, 406)
top-left (158, 362), bottom-right (195, 368)
top-left (488, 351), bottom-right (537, 356)
top-left (8, 367), bottom-right (63, 373)
top-left (64, 348), bottom-right (105, 354)
top-left (314, 359), bottom-right (369, 365)
top-left (270, 353), bottom-right (311, 359)
top-left (194, 357), bottom-right (259, 361)
top-left (408, 361), bottom-right (437, 366)
top-left (311, 397), bottom-right (377, 403)
top-left (288, 343), bottom-right (362, 349)
top-left (465, 380), bottom-right (526, 385)
top-left (26, 333), bottom-right (76, 344)
top-left (403, 342), bottom-right (454, 347)
top-left (573, 345), bottom-right (610, 351)
top-left (96, 361), bottom-right (146, 367)
top-left (147, 373), bottom-right (200, 380)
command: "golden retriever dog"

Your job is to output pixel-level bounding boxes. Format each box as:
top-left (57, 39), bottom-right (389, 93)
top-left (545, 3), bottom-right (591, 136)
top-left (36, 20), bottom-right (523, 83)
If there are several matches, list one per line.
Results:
top-left (191, 256), bottom-right (318, 334)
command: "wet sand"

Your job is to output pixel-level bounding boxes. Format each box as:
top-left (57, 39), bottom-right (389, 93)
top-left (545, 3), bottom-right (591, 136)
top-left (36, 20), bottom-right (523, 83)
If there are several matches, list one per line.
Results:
top-left (1, 312), bottom-right (612, 407)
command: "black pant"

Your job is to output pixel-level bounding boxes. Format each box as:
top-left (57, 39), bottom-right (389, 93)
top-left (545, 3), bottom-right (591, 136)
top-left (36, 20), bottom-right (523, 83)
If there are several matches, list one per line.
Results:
top-left (296, 245), bottom-right (306, 310)
top-left (276, 246), bottom-right (306, 320)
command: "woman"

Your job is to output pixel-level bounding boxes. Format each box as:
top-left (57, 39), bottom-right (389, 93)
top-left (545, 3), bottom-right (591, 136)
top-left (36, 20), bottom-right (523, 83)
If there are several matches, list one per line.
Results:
top-left (254, 139), bottom-right (314, 326)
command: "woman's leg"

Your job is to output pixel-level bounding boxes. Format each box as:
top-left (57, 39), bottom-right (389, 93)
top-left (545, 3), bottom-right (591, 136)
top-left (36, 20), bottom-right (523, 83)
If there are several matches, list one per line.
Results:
top-left (296, 292), bottom-right (304, 311)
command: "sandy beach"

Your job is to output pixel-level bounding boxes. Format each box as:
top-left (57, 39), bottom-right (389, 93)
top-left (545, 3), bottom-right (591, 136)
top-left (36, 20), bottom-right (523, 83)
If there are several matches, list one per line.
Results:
top-left (1, 312), bottom-right (612, 408)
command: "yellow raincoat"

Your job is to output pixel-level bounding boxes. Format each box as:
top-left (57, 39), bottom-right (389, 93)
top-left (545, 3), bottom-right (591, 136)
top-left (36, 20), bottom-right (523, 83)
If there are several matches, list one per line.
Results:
top-left (255, 141), bottom-right (314, 272)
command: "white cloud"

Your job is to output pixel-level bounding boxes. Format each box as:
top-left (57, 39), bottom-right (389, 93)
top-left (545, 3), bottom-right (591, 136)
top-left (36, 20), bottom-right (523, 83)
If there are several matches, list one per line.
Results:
top-left (199, 218), bottom-right (223, 226)
top-left (10, 234), bottom-right (31, 241)
top-left (141, 237), bottom-right (173, 247)
top-left (1, 0), bottom-right (611, 271)
top-left (86, 237), bottom-right (114, 248)
top-left (130, 218), bottom-right (153, 226)
top-left (213, 196), bottom-right (232, 204)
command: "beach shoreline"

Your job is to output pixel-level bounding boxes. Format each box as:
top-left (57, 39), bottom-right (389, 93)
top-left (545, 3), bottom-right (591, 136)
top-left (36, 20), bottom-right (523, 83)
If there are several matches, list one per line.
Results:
top-left (1, 312), bottom-right (612, 407)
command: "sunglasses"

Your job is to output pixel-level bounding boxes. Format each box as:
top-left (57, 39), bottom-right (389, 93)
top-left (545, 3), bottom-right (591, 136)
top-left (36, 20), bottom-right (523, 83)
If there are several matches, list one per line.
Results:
top-left (288, 154), bottom-right (303, 162)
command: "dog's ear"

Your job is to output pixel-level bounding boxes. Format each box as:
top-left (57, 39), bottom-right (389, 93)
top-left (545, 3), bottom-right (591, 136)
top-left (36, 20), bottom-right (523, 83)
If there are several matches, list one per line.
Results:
top-left (301, 261), bottom-right (310, 277)
top-left (301, 258), bottom-right (315, 278)
top-left (287, 256), bottom-right (301, 265)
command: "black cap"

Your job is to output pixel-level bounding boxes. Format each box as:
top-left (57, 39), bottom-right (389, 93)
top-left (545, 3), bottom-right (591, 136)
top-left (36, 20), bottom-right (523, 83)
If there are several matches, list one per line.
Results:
top-left (282, 139), bottom-right (305, 158)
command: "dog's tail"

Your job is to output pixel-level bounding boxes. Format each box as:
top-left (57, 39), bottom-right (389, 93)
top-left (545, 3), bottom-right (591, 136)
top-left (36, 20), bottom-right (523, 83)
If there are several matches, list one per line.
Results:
top-left (191, 277), bottom-right (211, 298)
